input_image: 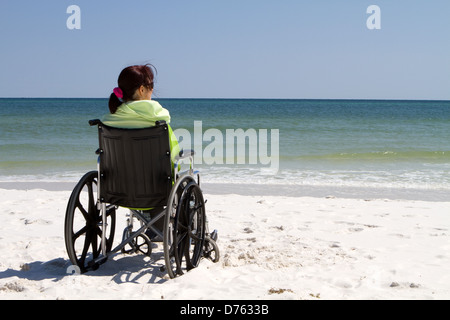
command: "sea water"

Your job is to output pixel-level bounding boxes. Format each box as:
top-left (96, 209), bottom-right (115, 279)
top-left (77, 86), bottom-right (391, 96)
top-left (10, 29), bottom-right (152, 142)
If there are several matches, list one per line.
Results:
top-left (1, 98), bottom-right (449, 194)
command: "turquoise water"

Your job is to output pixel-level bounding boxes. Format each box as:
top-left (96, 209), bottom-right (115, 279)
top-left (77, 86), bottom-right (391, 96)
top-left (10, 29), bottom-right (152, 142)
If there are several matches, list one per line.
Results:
top-left (0, 98), bottom-right (449, 190)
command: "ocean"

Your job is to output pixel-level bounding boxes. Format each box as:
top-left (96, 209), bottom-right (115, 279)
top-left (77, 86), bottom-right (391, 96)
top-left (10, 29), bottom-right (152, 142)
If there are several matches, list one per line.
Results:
top-left (1, 98), bottom-right (449, 198)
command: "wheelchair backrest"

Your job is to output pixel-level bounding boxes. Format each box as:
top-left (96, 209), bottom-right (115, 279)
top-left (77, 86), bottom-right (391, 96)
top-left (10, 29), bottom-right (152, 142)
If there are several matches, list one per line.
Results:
top-left (93, 120), bottom-right (173, 209)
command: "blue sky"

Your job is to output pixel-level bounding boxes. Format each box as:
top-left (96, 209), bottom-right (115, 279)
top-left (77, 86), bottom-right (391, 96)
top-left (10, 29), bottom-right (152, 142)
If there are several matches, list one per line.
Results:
top-left (0, 0), bottom-right (449, 99)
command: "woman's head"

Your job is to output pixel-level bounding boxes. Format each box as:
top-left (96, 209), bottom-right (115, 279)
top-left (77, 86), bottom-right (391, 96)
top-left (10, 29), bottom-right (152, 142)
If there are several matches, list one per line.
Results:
top-left (108, 64), bottom-right (157, 114)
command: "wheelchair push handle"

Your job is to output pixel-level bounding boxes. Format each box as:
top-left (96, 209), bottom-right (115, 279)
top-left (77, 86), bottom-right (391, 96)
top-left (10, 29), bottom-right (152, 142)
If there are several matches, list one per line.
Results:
top-left (89, 119), bottom-right (102, 126)
top-left (89, 119), bottom-right (167, 127)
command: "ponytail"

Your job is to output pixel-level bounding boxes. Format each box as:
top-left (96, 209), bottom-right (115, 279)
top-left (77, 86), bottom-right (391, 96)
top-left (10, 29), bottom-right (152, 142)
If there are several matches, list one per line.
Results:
top-left (108, 93), bottom-right (122, 114)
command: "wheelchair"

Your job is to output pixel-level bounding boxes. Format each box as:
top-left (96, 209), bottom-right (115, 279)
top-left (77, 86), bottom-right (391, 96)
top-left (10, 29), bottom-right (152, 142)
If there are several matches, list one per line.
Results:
top-left (64, 119), bottom-right (219, 279)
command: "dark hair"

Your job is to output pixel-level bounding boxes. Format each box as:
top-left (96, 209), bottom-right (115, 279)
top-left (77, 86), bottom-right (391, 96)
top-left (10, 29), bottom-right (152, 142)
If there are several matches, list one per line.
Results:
top-left (108, 64), bottom-right (157, 114)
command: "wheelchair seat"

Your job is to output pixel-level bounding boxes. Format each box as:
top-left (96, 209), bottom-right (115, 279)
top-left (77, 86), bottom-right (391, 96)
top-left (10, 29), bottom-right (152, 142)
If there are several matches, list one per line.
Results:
top-left (64, 119), bottom-right (219, 279)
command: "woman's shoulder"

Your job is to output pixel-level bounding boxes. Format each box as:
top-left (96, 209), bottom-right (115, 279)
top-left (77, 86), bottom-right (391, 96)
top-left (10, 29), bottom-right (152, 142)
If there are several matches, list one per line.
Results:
top-left (126, 99), bottom-right (163, 109)
top-left (125, 100), bottom-right (171, 123)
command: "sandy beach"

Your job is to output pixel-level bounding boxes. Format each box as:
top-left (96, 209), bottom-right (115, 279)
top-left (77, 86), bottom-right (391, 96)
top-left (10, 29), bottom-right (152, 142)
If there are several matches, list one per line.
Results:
top-left (0, 182), bottom-right (449, 300)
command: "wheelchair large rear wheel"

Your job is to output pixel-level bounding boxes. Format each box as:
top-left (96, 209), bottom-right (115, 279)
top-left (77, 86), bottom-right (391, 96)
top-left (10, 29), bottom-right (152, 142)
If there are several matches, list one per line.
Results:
top-left (182, 182), bottom-right (206, 271)
top-left (163, 175), bottom-right (206, 278)
top-left (64, 171), bottom-right (116, 273)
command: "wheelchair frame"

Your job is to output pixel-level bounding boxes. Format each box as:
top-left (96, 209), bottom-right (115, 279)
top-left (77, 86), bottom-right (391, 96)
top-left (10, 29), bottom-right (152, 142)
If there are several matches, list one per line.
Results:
top-left (64, 120), bottom-right (219, 279)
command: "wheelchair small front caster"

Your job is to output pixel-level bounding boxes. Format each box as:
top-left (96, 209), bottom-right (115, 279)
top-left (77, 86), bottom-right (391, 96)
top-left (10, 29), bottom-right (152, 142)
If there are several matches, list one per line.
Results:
top-left (203, 234), bottom-right (220, 263)
top-left (121, 234), bottom-right (152, 256)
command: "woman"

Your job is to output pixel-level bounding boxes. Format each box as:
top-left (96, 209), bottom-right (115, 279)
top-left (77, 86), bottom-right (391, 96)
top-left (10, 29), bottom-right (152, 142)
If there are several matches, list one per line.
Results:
top-left (102, 64), bottom-right (180, 233)
top-left (102, 64), bottom-right (180, 162)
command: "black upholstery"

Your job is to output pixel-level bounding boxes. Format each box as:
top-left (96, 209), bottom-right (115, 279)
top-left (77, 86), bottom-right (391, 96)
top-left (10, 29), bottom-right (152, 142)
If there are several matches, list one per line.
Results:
top-left (96, 121), bottom-right (173, 208)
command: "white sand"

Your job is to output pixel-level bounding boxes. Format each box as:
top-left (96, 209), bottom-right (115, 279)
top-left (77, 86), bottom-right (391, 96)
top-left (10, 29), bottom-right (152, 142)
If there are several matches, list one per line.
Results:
top-left (0, 186), bottom-right (449, 300)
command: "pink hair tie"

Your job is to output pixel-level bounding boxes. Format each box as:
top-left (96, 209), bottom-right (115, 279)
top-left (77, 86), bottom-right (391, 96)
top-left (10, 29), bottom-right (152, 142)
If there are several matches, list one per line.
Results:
top-left (113, 87), bottom-right (123, 99)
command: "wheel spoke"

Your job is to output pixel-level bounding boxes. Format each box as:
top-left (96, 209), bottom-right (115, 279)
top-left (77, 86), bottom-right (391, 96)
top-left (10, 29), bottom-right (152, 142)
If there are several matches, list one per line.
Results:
top-left (87, 182), bottom-right (95, 213)
top-left (73, 225), bottom-right (88, 241)
top-left (76, 201), bottom-right (90, 222)
top-left (189, 232), bottom-right (203, 242)
top-left (176, 230), bottom-right (188, 246)
top-left (95, 225), bottom-right (103, 237)
top-left (80, 230), bottom-right (92, 266)
top-left (91, 229), bottom-right (99, 259)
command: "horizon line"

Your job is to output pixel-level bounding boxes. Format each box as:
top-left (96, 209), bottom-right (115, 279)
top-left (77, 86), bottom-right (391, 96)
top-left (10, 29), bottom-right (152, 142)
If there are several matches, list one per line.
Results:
top-left (1, 97), bottom-right (450, 102)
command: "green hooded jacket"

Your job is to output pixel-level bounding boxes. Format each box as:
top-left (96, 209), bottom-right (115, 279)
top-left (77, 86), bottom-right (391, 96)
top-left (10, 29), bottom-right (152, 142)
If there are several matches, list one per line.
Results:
top-left (101, 100), bottom-right (180, 163)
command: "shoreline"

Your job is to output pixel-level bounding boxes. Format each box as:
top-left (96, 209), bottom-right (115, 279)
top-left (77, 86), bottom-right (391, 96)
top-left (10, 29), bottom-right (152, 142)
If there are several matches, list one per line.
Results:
top-left (0, 181), bottom-right (448, 202)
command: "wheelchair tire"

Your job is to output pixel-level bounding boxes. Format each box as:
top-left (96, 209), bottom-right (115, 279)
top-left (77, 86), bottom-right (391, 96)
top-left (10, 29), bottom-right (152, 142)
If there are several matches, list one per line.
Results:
top-left (182, 181), bottom-right (206, 271)
top-left (64, 171), bottom-right (116, 273)
top-left (163, 175), bottom-right (197, 279)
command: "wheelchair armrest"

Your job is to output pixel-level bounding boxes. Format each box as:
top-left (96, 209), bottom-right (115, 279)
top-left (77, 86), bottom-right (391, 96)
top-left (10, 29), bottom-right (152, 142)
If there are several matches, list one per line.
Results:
top-left (175, 149), bottom-right (196, 161)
